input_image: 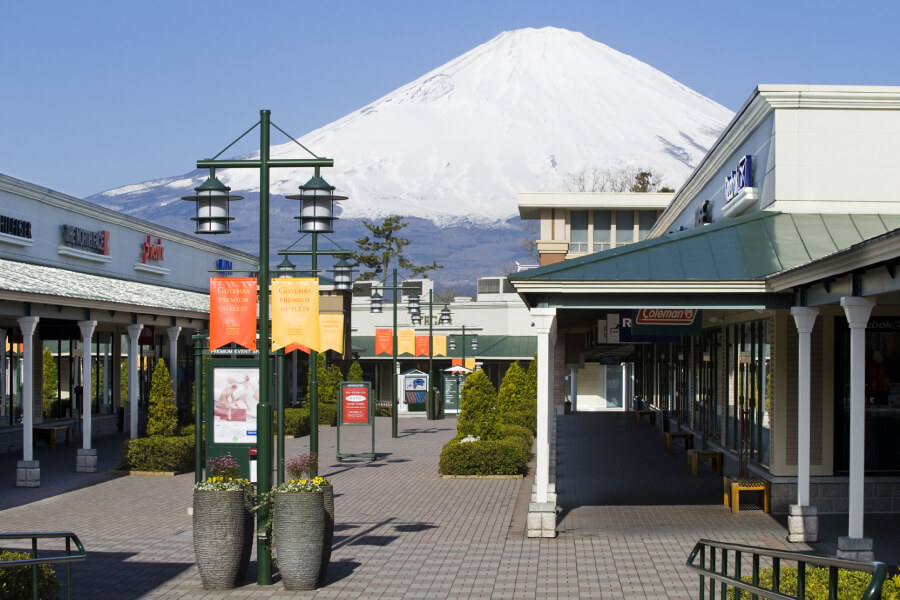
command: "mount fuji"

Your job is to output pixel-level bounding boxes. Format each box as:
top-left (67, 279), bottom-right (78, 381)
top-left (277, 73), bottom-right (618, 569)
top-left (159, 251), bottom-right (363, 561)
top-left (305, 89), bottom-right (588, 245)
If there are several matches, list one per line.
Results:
top-left (88, 27), bottom-right (733, 291)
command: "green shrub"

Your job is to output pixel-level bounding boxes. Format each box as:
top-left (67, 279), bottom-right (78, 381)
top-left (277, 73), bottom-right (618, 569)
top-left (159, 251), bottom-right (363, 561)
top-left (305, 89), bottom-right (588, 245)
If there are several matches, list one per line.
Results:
top-left (727, 566), bottom-right (900, 600)
top-left (317, 401), bottom-right (337, 426)
top-left (500, 409), bottom-right (536, 436)
top-left (457, 370), bottom-right (500, 440)
top-left (147, 358), bottom-right (177, 437)
top-left (439, 438), bottom-right (527, 476)
top-left (120, 435), bottom-right (194, 472)
top-left (0, 549), bottom-right (60, 600)
top-left (42, 347), bottom-right (58, 418)
top-left (498, 362), bottom-right (528, 414)
top-left (346, 360), bottom-right (364, 382)
top-left (497, 423), bottom-right (533, 460)
top-left (283, 408), bottom-right (311, 437)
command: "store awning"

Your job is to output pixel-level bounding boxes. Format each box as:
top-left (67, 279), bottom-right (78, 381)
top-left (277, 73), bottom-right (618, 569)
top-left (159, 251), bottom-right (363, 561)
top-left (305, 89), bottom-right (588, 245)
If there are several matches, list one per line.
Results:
top-left (509, 212), bottom-right (900, 310)
top-left (0, 257), bottom-right (209, 317)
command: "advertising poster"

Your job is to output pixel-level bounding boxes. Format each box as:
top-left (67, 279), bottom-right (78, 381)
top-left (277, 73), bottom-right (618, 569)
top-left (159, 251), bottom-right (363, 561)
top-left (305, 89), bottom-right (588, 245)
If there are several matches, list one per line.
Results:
top-left (341, 384), bottom-right (370, 425)
top-left (212, 366), bottom-right (259, 444)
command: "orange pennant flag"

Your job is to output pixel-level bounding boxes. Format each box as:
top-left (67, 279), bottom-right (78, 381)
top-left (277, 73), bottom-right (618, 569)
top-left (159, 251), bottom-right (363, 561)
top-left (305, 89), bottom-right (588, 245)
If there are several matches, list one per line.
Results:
top-left (375, 329), bottom-right (393, 355)
top-left (415, 336), bottom-right (430, 356)
top-left (271, 278), bottom-right (320, 352)
top-left (209, 278), bottom-right (257, 351)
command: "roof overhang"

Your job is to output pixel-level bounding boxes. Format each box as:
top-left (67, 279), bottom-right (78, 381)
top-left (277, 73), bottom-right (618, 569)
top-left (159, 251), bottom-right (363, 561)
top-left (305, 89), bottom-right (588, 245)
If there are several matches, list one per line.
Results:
top-left (518, 191), bottom-right (673, 220)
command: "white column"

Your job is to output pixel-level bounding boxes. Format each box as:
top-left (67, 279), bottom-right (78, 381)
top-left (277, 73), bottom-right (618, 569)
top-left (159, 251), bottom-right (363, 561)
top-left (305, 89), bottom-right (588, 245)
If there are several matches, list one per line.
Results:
top-left (531, 308), bottom-right (557, 504)
top-left (18, 317), bottom-right (39, 461)
top-left (126, 323), bottom-right (144, 439)
top-left (167, 326), bottom-right (181, 400)
top-left (569, 367), bottom-right (577, 412)
top-left (840, 297), bottom-right (874, 540)
top-left (791, 307), bottom-right (818, 506)
top-left (78, 320), bottom-right (97, 449)
top-left (0, 328), bottom-right (6, 420)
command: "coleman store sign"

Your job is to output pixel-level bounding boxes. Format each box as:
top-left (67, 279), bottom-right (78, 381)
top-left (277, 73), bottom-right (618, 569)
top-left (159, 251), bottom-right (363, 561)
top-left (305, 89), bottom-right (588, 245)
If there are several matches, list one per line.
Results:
top-left (635, 309), bottom-right (699, 326)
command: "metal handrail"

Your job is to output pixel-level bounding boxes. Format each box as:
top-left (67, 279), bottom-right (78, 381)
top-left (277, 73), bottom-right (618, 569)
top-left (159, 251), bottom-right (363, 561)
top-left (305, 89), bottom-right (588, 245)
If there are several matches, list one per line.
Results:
top-left (686, 538), bottom-right (887, 600)
top-left (0, 532), bottom-right (86, 600)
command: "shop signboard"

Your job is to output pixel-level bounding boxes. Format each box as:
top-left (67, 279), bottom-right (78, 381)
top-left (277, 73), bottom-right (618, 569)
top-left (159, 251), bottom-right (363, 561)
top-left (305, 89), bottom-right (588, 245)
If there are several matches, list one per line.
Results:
top-left (203, 358), bottom-right (260, 480)
top-left (337, 381), bottom-right (375, 461)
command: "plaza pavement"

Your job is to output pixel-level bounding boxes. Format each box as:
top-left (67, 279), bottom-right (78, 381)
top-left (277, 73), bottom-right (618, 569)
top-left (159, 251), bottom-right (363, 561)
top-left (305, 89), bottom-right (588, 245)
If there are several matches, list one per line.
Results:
top-left (1, 412), bottom-right (897, 599)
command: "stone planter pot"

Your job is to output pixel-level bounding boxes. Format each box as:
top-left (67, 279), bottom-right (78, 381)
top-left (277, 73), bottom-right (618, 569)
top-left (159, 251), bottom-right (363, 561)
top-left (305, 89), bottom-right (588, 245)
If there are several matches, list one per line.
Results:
top-left (273, 490), bottom-right (325, 591)
top-left (319, 484), bottom-right (334, 583)
top-left (193, 489), bottom-right (253, 590)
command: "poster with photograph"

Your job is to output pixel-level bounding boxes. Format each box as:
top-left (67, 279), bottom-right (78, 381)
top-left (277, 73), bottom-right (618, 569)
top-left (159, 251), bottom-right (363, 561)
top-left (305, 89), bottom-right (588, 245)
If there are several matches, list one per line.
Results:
top-left (212, 366), bottom-right (259, 444)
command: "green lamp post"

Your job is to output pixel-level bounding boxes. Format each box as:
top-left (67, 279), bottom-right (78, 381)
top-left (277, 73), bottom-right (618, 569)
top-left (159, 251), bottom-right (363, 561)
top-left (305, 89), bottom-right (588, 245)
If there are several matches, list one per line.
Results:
top-left (182, 109), bottom-right (337, 586)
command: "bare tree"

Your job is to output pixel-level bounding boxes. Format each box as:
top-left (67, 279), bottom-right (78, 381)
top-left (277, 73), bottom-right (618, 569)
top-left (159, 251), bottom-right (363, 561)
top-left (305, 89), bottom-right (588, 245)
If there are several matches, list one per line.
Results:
top-left (564, 164), bottom-right (673, 193)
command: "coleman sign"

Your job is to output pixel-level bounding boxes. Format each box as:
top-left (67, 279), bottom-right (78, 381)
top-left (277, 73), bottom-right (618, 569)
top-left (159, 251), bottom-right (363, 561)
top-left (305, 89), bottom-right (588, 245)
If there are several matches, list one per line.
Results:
top-left (635, 309), bottom-right (699, 326)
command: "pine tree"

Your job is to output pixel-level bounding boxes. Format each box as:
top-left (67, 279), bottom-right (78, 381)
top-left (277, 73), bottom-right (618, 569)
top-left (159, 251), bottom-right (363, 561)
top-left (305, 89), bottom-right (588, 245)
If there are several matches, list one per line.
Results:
top-left (352, 215), bottom-right (442, 283)
top-left (120, 359), bottom-right (128, 407)
top-left (42, 347), bottom-right (58, 417)
top-left (147, 358), bottom-right (177, 437)
top-left (457, 370), bottom-right (499, 440)
top-left (308, 354), bottom-right (344, 404)
top-left (525, 356), bottom-right (538, 403)
top-left (346, 360), bottom-right (364, 382)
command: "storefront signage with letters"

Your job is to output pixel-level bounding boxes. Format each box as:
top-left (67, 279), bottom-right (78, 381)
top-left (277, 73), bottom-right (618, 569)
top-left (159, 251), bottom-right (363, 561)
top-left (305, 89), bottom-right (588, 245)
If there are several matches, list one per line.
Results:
top-left (725, 155), bottom-right (752, 202)
top-left (141, 235), bottom-right (164, 263)
top-left (0, 215), bottom-right (32, 238)
top-left (62, 225), bottom-right (110, 255)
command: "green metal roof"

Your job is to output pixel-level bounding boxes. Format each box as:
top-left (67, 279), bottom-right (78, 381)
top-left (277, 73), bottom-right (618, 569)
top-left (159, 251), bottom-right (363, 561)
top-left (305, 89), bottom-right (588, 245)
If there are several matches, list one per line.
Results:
top-left (352, 335), bottom-right (536, 360)
top-left (509, 212), bottom-right (900, 283)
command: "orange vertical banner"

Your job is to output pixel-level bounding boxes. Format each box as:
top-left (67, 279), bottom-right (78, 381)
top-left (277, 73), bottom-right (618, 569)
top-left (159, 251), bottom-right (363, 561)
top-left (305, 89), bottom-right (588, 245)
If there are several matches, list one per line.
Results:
top-left (397, 329), bottom-right (415, 355)
top-left (464, 358), bottom-right (476, 371)
top-left (432, 335), bottom-right (447, 356)
top-left (271, 278), bottom-right (320, 352)
top-left (415, 336), bottom-right (430, 356)
top-left (375, 329), bottom-right (393, 355)
top-left (318, 313), bottom-right (344, 353)
top-left (209, 277), bottom-right (257, 351)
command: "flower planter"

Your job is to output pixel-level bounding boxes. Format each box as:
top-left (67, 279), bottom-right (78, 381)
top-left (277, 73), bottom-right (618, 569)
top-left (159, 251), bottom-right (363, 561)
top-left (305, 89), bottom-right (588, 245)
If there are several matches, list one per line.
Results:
top-left (319, 484), bottom-right (334, 583)
top-left (273, 490), bottom-right (325, 591)
top-left (193, 489), bottom-right (253, 590)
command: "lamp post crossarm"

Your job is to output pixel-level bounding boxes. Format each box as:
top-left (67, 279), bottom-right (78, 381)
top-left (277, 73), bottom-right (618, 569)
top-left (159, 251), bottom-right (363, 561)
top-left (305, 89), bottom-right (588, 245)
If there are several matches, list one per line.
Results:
top-left (197, 158), bottom-right (333, 170)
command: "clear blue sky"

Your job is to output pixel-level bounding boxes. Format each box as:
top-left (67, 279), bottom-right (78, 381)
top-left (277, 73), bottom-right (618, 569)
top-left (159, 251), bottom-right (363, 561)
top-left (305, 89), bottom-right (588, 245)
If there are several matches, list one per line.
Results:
top-left (3, 0), bottom-right (898, 199)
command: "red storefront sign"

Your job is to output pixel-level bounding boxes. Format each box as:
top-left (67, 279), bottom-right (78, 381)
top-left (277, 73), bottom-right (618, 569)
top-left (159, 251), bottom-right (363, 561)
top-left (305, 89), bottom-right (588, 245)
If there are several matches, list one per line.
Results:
top-left (341, 385), bottom-right (370, 424)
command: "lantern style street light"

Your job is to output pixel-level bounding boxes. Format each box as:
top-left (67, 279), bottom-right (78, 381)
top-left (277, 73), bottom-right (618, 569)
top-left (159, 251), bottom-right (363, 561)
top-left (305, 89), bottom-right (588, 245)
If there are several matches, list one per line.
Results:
top-left (406, 292), bottom-right (450, 419)
top-left (182, 109), bottom-right (337, 586)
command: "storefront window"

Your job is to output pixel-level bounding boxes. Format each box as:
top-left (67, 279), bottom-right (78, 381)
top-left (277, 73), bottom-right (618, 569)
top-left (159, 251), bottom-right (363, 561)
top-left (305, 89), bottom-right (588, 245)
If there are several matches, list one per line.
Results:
top-left (835, 317), bottom-right (900, 473)
top-left (615, 210), bottom-right (634, 244)
top-left (570, 210), bottom-right (588, 253)
top-left (725, 320), bottom-right (770, 467)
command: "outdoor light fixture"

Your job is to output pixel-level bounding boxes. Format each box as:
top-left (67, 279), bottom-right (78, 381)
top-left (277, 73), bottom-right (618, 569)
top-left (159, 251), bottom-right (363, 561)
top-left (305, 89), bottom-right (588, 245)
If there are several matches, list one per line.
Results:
top-left (411, 313), bottom-right (422, 326)
top-left (448, 336), bottom-right (456, 351)
top-left (182, 169), bottom-right (243, 234)
top-left (370, 291), bottom-right (383, 313)
top-left (407, 293), bottom-right (421, 316)
top-left (277, 256), bottom-right (296, 278)
top-left (439, 306), bottom-right (452, 325)
top-left (286, 174), bottom-right (347, 234)
top-left (331, 257), bottom-right (353, 291)
top-left (471, 334), bottom-right (478, 351)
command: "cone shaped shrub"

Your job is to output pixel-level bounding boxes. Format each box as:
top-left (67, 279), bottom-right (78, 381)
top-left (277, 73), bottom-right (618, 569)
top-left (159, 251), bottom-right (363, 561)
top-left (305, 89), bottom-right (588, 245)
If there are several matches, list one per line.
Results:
top-left (147, 358), bottom-right (177, 437)
top-left (457, 370), bottom-right (499, 440)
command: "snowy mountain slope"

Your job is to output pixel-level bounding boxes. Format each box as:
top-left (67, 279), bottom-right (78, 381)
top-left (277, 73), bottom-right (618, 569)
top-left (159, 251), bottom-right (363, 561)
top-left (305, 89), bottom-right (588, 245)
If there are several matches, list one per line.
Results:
top-left (87, 27), bottom-right (733, 288)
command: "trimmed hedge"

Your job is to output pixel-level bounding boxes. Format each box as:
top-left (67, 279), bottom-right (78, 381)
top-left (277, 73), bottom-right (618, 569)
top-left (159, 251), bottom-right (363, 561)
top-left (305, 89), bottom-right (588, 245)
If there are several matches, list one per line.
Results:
top-left (119, 435), bottom-right (194, 472)
top-left (317, 402), bottom-right (337, 426)
top-left (728, 567), bottom-right (900, 599)
top-left (439, 438), bottom-right (527, 476)
top-left (500, 409), bottom-right (536, 435)
top-left (0, 550), bottom-right (60, 600)
top-left (283, 408), bottom-right (311, 437)
top-left (496, 423), bottom-right (533, 460)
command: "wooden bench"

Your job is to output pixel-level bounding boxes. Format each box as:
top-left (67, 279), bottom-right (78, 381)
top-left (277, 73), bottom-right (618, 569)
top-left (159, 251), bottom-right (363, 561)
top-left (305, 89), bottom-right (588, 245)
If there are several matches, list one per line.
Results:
top-left (634, 409), bottom-right (656, 425)
top-left (665, 432), bottom-right (694, 453)
top-left (723, 477), bottom-right (771, 514)
top-left (686, 449), bottom-right (722, 476)
top-left (34, 425), bottom-right (70, 448)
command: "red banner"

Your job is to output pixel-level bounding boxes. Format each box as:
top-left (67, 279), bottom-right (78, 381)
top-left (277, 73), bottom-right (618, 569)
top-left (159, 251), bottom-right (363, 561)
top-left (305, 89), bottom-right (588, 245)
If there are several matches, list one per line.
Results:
top-left (209, 278), bottom-right (257, 351)
top-left (375, 328), bottom-right (392, 355)
top-left (415, 336), bottom-right (430, 356)
top-left (341, 385), bottom-right (370, 424)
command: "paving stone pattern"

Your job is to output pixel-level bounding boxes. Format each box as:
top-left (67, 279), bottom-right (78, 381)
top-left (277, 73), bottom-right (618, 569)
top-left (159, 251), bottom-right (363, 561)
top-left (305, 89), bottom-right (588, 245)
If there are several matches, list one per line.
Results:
top-left (0, 413), bottom-right (891, 599)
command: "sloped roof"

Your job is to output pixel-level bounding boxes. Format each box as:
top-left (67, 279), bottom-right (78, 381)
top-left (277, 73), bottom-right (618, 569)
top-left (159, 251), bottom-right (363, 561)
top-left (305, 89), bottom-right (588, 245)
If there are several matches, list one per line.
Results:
top-left (512, 212), bottom-right (900, 283)
top-left (508, 212), bottom-right (900, 310)
top-left (0, 257), bottom-right (209, 316)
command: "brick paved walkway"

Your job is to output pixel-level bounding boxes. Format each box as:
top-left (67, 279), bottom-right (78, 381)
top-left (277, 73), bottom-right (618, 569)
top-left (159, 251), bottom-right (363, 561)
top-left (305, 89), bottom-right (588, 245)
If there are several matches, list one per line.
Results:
top-left (1, 413), bottom-right (894, 599)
